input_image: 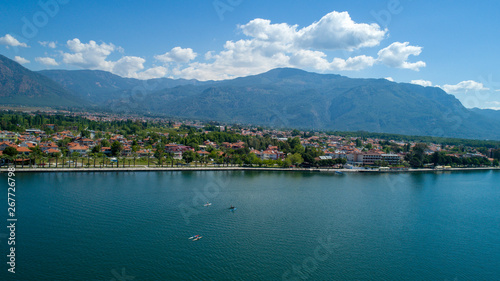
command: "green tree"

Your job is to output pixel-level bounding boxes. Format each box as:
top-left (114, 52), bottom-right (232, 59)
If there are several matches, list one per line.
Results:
top-left (287, 153), bottom-right (304, 166)
top-left (3, 146), bottom-right (18, 157)
top-left (110, 141), bottom-right (122, 156)
top-left (91, 145), bottom-right (101, 154)
top-left (182, 150), bottom-right (196, 164)
top-left (80, 130), bottom-right (91, 138)
top-left (101, 139), bottom-right (111, 147)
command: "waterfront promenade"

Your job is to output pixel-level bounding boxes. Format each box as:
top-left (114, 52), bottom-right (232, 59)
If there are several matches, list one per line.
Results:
top-left (1, 166), bottom-right (498, 173)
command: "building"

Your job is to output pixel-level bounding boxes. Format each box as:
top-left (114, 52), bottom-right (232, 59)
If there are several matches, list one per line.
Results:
top-left (381, 154), bottom-right (402, 165)
top-left (68, 145), bottom-right (89, 156)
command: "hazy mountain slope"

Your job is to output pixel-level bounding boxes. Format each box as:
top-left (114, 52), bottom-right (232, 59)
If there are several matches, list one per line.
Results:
top-left (39, 69), bottom-right (209, 103)
top-left (0, 55), bottom-right (85, 107)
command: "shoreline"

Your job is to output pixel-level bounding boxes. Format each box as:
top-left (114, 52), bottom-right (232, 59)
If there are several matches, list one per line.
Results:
top-left (1, 166), bottom-right (499, 174)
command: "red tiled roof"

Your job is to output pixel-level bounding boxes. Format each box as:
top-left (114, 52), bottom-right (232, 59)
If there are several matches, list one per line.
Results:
top-left (17, 147), bottom-right (31, 153)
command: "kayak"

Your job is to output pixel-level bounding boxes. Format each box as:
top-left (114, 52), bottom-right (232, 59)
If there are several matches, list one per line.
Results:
top-left (204, 203), bottom-right (212, 207)
top-left (189, 235), bottom-right (200, 239)
top-left (193, 236), bottom-right (203, 241)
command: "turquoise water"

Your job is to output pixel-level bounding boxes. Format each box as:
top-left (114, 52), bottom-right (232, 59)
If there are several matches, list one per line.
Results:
top-left (1, 170), bottom-right (499, 280)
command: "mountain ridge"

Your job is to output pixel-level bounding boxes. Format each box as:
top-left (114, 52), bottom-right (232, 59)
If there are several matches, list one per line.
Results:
top-left (1, 54), bottom-right (499, 140)
top-left (0, 54), bottom-right (86, 107)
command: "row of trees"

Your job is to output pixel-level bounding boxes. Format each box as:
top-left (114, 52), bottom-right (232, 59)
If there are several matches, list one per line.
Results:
top-left (404, 143), bottom-right (498, 167)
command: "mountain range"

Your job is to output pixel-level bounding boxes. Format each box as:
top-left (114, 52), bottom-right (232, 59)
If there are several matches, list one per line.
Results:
top-left (1, 54), bottom-right (499, 140)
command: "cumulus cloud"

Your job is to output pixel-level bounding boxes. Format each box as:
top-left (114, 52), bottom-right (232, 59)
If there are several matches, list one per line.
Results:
top-left (39, 41), bottom-right (57, 48)
top-left (14, 56), bottom-right (30, 64)
top-left (111, 56), bottom-right (146, 78)
top-left (411, 79), bottom-right (433, 87)
top-left (441, 80), bottom-right (489, 93)
top-left (155, 47), bottom-right (197, 63)
top-left (35, 57), bottom-right (59, 66)
top-left (136, 66), bottom-right (168, 80)
top-left (47, 11), bottom-right (424, 81)
top-left (60, 38), bottom-right (158, 79)
top-left (162, 12), bottom-right (421, 80)
top-left (297, 11), bottom-right (387, 51)
top-left (0, 34), bottom-right (28, 48)
top-left (377, 42), bottom-right (426, 71)
top-left (239, 11), bottom-right (386, 51)
top-left (62, 38), bottom-right (115, 70)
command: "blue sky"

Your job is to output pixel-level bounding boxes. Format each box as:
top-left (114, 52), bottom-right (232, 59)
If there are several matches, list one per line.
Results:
top-left (1, 0), bottom-right (499, 109)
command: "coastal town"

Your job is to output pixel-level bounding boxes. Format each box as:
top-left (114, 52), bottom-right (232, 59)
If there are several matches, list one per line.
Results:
top-left (0, 110), bottom-right (499, 170)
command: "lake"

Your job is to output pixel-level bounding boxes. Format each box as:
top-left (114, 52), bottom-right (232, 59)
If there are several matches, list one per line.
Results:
top-left (1, 170), bottom-right (499, 280)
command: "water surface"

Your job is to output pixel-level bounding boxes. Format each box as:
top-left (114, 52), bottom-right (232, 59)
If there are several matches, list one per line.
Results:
top-left (1, 170), bottom-right (499, 280)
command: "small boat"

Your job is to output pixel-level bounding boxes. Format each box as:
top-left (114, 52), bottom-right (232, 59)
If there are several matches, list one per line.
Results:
top-left (193, 236), bottom-right (203, 241)
top-left (204, 202), bottom-right (212, 207)
top-left (229, 205), bottom-right (236, 210)
top-left (335, 171), bottom-right (343, 175)
top-left (189, 235), bottom-right (200, 239)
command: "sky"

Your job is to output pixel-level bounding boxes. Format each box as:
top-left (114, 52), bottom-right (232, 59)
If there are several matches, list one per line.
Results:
top-left (1, 0), bottom-right (499, 110)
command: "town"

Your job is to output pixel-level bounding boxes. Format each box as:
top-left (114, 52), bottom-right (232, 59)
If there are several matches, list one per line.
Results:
top-left (0, 110), bottom-right (499, 170)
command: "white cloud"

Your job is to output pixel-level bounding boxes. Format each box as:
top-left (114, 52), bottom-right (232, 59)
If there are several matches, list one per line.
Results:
top-left (62, 38), bottom-right (115, 71)
top-left (111, 56), bottom-right (146, 78)
top-left (239, 19), bottom-right (298, 43)
top-left (170, 11), bottom-right (394, 80)
top-left (155, 47), bottom-right (197, 63)
top-left (385, 77), bottom-right (394, 82)
top-left (377, 42), bottom-right (426, 71)
top-left (136, 66), bottom-right (168, 80)
top-left (61, 38), bottom-right (161, 79)
top-left (297, 11), bottom-right (387, 51)
top-left (330, 55), bottom-right (376, 71)
top-left (39, 41), bottom-right (57, 48)
top-left (14, 56), bottom-right (30, 64)
top-left (44, 11), bottom-right (423, 81)
top-left (163, 11), bottom-right (423, 80)
top-left (483, 101), bottom-right (500, 110)
top-left (239, 11), bottom-right (386, 51)
top-left (411, 79), bottom-right (433, 87)
top-left (35, 57), bottom-right (59, 66)
top-left (0, 34), bottom-right (28, 48)
top-left (441, 80), bottom-right (489, 93)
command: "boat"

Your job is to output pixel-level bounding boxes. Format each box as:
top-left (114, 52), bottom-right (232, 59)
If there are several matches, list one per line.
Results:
top-left (335, 171), bottom-right (343, 175)
top-left (229, 205), bottom-right (236, 210)
top-left (193, 236), bottom-right (203, 241)
top-left (204, 202), bottom-right (212, 207)
top-left (188, 235), bottom-right (200, 239)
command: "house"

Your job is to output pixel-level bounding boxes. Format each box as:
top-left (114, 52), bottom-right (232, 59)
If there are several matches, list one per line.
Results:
top-left (101, 147), bottom-right (112, 155)
top-left (39, 142), bottom-right (59, 152)
top-left (19, 142), bottom-right (38, 149)
top-left (16, 146), bottom-right (32, 156)
top-left (0, 141), bottom-right (17, 151)
top-left (68, 144), bottom-right (89, 155)
top-left (44, 148), bottom-right (61, 155)
top-left (196, 150), bottom-right (210, 157)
